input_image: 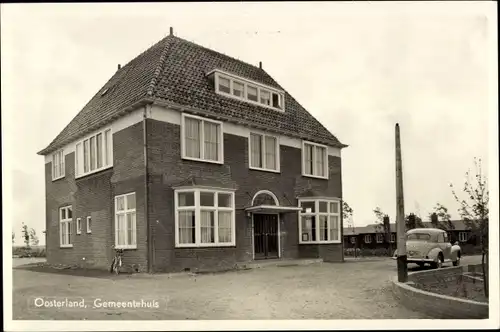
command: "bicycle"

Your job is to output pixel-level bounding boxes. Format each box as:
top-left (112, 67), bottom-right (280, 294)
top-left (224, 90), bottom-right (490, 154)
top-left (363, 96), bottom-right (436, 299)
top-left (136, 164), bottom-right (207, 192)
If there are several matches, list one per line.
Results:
top-left (110, 247), bottom-right (124, 275)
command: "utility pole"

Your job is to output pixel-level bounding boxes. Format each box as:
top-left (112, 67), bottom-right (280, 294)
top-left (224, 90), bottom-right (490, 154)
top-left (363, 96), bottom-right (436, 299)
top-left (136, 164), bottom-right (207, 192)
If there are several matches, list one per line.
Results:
top-left (395, 123), bottom-right (408, 282)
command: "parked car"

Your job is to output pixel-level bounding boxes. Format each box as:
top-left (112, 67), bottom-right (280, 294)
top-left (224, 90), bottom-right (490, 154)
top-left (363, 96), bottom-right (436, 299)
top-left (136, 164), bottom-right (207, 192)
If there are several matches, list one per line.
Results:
top-left (392, 228), bottom-right (461, 268)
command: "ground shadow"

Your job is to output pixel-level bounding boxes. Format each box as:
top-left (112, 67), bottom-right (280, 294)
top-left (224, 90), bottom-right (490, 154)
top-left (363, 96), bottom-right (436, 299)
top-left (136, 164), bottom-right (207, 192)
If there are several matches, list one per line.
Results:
top-left (14, 263), bottom-right (135, 279)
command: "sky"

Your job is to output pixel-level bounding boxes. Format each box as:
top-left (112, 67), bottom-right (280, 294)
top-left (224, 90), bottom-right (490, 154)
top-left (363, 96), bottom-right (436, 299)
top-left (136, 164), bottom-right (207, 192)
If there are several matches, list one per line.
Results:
top-left (2, 2), bottom-right (496, 246)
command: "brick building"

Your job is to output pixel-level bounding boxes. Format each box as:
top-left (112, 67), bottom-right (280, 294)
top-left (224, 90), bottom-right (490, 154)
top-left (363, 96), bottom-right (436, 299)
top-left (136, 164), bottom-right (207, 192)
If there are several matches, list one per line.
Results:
top-left (38, 29), bottom-right (348, 273)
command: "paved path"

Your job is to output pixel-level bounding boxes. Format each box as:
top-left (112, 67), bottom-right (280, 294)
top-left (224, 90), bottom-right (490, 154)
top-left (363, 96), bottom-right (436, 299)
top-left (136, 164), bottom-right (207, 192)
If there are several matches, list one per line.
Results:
top-left (11, 255), bottom-right (482, 320)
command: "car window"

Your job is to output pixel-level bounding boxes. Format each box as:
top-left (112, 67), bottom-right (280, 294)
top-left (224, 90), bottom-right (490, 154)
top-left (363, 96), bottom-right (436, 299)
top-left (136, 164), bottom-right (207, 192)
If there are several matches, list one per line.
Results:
top-left (407, 233), bottom-right (431, 241)
top-left (443, 233), bottom-right (448, 243)
top-left (437, 233), bottom-right (444, 243)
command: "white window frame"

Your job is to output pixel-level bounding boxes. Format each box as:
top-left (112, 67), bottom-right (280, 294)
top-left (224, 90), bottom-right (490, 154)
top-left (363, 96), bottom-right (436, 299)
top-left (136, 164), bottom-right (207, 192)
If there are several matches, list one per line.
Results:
top-left (86, 216), bottom-right (92, 234)
top-left (459, 232), bottom-right (468, 242)
top-left (211, 70), bottom-right (286, 112)
top-left (350, 236), bottom-right (356, 244)
top-left (302, 141), bottom-right (329, 179)
top-left (59, 205), bottom-right (73, 248)
top-left (174, 188), bottom-right (236, 248)
top-left (376, 233), bottom-right (384, 243)
top-left (248, 131), bottom-right (280, 173)
top-left (75, 128), bottom-right (113, 178)
top-left (114, 192), bottom-right (137, 249)
top-left (390, 233), bottom-right (396, 243)
top-left (181, 113), bottom-right (224, 164)
top-left (298, 198), bottom-right (341, 244)
top-left (364, 234), bottom-right (372, 243)
top-left (52, 149), bottom-right (65, 181)
top-left (76, 218), bottom-right (82, 235)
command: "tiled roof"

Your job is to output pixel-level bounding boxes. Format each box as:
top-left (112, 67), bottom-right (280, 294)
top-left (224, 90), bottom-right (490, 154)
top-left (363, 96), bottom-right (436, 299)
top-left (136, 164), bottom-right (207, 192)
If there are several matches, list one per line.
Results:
top-left (38, 34), bottom-right (347, 155)
top-left (343, 220), bottom-right (471, 235)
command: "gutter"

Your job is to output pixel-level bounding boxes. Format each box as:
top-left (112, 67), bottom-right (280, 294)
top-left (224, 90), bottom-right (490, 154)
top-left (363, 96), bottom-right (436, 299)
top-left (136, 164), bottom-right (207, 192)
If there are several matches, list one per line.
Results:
top-left (143, 103), bottom-right (153, 273)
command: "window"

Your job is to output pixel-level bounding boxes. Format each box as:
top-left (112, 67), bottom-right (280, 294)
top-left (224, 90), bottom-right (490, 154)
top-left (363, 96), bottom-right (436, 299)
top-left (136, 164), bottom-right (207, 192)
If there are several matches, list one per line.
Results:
top-left (76, 128), bottom-right (112, 178)
top-left (350, 236), bottom-right (356, 244)
top-left (59, 206), bottom-right (72, 247)
top-left (52, 149), bottom-right (65, 180)
top-left (182, 114), bottom-right (223, 163)
top-left (459, 232), bottom-right (468, 242)
top-left (115, 193), bottom-right (136, 249)
top-left (87, 216), bottom-right (92, 234)
top-left (376, 233), bottom-right (384, 243)
top-left (249, 133), bottom-right (279, 172)
top-left (390, 233), bottom-right (396, 243)
top-left (233, 81), bottom-right (244, 97)
top-left (76, 218), bottom-right (82, 235)
top-left (260, 89), bottom-right (271, 106)
top-left (364, 235), bottom-right (372, 243)
top-left (212, 71), bottom-right (285, 111)
top-left (175, 189), bottom-right (235, 247)
top-left (407, 233), bottom-right (431, 241)
top-left (302, 141), bottom-right (328, 179)
top-left (247, 85), bottom-right (258, 102)
top-left (218, 76), bottom-right (231, 94)
top-left (298, 199), bottom-right (341, 244)
top-left (272, 92), bottom-right (283, 109)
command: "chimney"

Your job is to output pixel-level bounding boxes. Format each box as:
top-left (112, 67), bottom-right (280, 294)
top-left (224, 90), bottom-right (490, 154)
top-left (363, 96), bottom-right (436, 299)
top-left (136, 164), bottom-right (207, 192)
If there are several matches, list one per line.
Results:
top-left (169, 27), bottom-right (174, 36)
top-left (259, 61), bottom-right (262, 69)
top-left (117, 64), bottom-right (121, 70)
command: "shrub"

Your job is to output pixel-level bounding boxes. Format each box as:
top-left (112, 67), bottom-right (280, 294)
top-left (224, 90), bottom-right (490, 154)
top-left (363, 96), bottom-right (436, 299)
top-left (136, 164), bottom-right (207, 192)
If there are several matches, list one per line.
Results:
top-left (13, 246), bottom-right (46, 258)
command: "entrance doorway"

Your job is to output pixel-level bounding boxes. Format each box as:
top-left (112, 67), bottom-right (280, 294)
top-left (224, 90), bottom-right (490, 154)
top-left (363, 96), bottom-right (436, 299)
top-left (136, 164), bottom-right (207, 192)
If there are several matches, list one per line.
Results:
top-left (253, 214), bottom-right (279, 260)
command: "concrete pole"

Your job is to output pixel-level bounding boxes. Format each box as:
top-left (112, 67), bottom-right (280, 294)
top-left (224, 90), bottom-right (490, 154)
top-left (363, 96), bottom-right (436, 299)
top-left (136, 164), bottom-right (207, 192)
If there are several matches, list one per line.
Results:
top-left (395, 123), bottom-right (408, 282)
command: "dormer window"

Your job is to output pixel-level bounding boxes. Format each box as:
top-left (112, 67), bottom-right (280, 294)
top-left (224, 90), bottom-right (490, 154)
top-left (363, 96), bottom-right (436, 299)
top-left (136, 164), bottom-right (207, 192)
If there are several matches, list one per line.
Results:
top-left (260, 90), bottom-right (270, 106)
top-left (218, 77), bottom-right (230, 94)
top-left (208, 69), bottom-right (285, 112)
top-left (247, 85), bottom-right (258, 102)
top-left (233, 81), bottom-right (244, 97)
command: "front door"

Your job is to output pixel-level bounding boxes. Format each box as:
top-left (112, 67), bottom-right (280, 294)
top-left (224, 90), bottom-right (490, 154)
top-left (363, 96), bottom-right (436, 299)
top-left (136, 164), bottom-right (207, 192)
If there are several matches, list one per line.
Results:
top-left (253, 214), bottom-right (279, 260)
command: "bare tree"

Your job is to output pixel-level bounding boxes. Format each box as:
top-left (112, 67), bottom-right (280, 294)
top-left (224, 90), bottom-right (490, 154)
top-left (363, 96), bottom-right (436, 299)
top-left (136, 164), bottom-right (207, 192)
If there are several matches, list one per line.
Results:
top-left (450, 157), bottom-right (489, 297)
top-left (21, 223), bottom-right (30, 248)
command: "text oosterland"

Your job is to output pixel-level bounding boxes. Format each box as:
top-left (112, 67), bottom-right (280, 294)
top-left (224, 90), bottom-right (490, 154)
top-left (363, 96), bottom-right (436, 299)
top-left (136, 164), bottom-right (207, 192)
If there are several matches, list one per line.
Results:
top-left (30, 297), bottom-right (163, 309)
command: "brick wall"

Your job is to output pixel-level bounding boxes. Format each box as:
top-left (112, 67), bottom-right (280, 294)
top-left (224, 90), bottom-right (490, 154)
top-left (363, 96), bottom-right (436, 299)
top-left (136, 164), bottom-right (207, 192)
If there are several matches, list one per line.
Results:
top-left (45, 122), bottom-right (149, 272)
top-left (146, 119), bottom-right (343, 272)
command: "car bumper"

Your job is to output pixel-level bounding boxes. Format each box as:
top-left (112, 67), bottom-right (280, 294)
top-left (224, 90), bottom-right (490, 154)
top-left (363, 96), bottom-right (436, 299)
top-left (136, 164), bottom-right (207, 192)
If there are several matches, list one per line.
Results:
top-left (392, 256), bottom-right (436, 263)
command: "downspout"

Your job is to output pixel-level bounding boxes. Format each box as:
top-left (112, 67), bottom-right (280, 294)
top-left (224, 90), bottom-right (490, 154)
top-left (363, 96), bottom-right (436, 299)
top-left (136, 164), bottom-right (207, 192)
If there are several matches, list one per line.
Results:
top-left (143, 104), bottom-right (153, 273)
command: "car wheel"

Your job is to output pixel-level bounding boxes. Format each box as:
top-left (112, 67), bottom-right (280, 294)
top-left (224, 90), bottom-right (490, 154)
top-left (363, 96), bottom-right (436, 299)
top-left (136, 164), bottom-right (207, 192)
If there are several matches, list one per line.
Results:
top-left (453, 252), bottom-right (461, 266)
top-left (437, 254), bottom-right (444, 268)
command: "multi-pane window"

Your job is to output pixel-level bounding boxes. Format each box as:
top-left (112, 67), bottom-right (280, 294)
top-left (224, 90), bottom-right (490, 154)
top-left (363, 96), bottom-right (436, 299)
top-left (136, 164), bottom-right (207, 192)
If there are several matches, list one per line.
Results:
top-left (233, 81), bottom-right (244, 97)
top-left (175, 189), bottom-right (235, 247)
top-left (213, 71), bottom-right (285, 111)
top-left (218, 76), bottom-right (231, 94)
top-left (249, 133), bottom-right (279, 171)
top-left (303, 141), bottom-right (328, 178)
top-left (247, 85), bottom-right (258, 102)
top-left (75, 128), bottom-right (112, 178)
top-left (115, 193), bottom-right (136, 249)
top-left (298, 199), bottom-right (341, 244)
top-left (52, 149), bottom-right (65, 180)
top-left (390, 233), bottom-right (396, 243)
top-left (350, 236), bottom-right (356, 244)
top-left (59, 206), bottom-right (72, 247)
top-left (364, 235), bottom-right (372, 243)
top-left (182, 114), bottom-right (223, 163)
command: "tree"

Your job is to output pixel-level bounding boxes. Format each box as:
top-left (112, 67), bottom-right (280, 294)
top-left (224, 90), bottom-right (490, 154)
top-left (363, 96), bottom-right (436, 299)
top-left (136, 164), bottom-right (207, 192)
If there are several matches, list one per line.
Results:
top-left (373, 207), bottom-right (392, 255)
top-left (12, 232), bottom-right (15, 244)
top-left (373, 207), bottom-right (385, 232)
top-left (21, 223), bottom-right (30, 248)
top-left (450, 157), bottom-right (489, 297)
top-left (429, 203), bottom-right (455, 231)
top-left (342, 201), bottom-right (353, 226)
top-left (405, 213), bottom-right (425, 230)
top-left (29, 228), bottom-right (39, 246)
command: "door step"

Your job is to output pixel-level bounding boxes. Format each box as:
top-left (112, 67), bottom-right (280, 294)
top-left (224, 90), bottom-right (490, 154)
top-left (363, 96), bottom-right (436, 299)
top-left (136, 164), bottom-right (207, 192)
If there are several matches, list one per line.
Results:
top-left (236, 258), bottom-right (323, 270)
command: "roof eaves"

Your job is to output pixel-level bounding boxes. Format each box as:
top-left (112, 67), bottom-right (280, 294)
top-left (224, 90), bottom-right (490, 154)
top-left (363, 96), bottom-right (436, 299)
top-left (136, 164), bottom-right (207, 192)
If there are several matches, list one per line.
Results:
top-left (37, 97), bottom-right (154, 156)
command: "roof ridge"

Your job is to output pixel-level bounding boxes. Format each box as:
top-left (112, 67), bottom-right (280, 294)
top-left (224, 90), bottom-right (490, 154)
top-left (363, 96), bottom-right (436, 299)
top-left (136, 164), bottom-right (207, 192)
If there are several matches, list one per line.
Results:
top-left (171, 35), bottom-right (265, 74)
top-left (146, 36), bottom-right (173, 97)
